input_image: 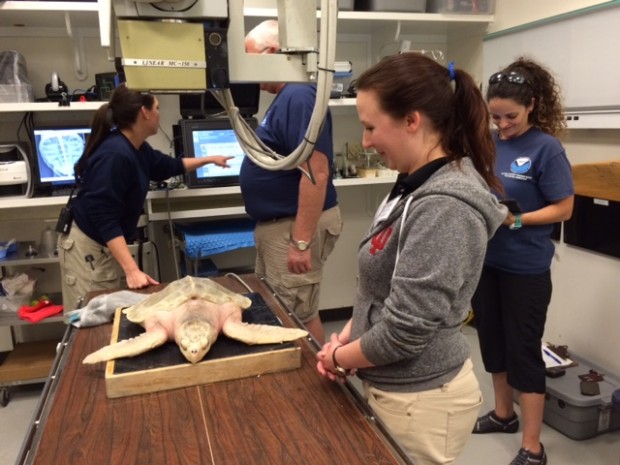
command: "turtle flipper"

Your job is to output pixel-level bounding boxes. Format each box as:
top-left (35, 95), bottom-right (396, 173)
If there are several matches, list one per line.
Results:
top-left (222, 320), bottom-right (308, 345)
top-left (83, 328), bottom-right (168, 364)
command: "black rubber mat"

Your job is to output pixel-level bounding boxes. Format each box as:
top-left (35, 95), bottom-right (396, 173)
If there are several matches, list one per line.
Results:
top-left (112, 293), bottom-right (296, 374)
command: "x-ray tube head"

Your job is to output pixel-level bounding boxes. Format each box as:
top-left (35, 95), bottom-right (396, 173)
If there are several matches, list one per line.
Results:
top-left (116, 20), bottom-right (230, 91)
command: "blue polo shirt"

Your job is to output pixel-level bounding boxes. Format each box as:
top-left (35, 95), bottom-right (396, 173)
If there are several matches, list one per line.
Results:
top-left (485, 127), bottom-right (574, 274)
top-left (239, 83), bottom-right (338, 220)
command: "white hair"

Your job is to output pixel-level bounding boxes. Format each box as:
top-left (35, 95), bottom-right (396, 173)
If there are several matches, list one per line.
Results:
top-left (245, 19), bottom-right (280, 51)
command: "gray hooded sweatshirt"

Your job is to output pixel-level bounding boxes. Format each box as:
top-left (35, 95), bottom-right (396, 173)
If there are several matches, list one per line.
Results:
top-left (351, 157), bottom-right (507, 392)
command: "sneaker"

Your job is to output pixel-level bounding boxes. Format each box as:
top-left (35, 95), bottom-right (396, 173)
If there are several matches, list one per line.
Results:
top-left (472, 410), bottom-right (519, 434)
top-left (510, 444), bottom-right (547, 465)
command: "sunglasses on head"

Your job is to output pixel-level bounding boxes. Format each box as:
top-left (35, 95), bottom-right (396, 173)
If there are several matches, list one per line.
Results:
top-left (488, 71), bottom-right (528, 85)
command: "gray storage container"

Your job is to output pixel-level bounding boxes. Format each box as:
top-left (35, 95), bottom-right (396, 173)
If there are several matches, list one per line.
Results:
top-left (542, 354), bottom-right (620, 440)
top-left (355, 0), bottom-right (427, 13)
top-left (317, 0), bottom-right (354, 10)
top-left (427, 0), bottom-right (495, 14)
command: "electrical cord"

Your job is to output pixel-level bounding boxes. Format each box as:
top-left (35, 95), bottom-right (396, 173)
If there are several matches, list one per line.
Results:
top-left (151, 239), bottom-right (162, 281)
top-left (17, 111), bottom-right (34, 145)
top-left (70, 86), bottom-right (97, 101)
top-left (165, 187), bottom-right (181, 280)
top-left (158, 124), bottom-right (173, 147)
top-left (224, 272), bottom-right (254, 293)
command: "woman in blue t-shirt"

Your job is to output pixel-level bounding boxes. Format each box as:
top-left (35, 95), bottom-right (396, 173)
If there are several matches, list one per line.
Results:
top-left (471, 58), bottom-right (574, 465)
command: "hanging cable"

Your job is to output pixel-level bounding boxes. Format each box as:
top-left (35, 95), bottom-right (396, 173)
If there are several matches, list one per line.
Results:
top-left (212, 0), bottom-right (337, 174)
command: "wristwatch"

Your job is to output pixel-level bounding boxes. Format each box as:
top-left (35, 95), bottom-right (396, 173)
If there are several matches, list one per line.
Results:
top-left (509, 213), bottom-right (522, 230)
top-left (291, 238), bottom-right (310, 251)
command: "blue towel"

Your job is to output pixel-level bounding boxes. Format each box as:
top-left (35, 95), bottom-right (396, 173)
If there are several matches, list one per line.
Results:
top-left (175, 219), bottom-right (256, 259)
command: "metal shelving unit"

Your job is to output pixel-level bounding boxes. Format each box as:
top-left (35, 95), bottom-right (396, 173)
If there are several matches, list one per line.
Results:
top-left (0, 242), bottom-right (63, 407)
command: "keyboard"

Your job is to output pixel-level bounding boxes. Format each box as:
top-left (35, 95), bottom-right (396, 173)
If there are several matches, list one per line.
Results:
top-left (51, 187), bottom-right (76, 196)
top-left (32, 187), bottom-right (77, 198)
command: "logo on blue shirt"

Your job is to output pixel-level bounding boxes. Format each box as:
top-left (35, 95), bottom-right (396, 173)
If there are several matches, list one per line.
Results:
top-left (510, 157), bottom-right (531, 174)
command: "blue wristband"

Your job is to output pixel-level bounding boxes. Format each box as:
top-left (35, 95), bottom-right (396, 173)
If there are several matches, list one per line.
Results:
top-left (509, 213), bottom-right (522, 230)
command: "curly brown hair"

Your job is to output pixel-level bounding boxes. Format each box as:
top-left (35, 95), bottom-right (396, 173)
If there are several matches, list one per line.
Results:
top-left (486, 57), bottom-right (566, 138)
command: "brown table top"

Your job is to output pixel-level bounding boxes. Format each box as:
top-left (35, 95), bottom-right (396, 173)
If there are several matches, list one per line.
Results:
top-left (19, 274), bottom-right (412, 465)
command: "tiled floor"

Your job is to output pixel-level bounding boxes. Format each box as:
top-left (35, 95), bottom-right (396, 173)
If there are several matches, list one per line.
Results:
top-left (2, 323), bottom-right (619, 465)
top-left (1, 382), bottom-right (41, 465)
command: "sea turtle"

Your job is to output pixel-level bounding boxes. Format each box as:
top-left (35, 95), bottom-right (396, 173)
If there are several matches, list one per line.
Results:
top-left (82, 276), bottom-right (308, 365)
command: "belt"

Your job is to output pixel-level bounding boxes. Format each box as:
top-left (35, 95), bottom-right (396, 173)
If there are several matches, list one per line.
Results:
top-left (258, 216), bottom-right (292, 223)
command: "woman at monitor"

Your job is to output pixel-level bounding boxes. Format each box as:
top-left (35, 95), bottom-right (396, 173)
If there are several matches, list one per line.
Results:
top-left (58, 84), bottom-right (231, 311)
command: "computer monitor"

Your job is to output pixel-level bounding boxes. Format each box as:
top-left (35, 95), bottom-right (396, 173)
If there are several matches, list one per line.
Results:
top-left (32, 125), bottom-right (91, 190)
top-left (180, 118), bottom-right (256, 189)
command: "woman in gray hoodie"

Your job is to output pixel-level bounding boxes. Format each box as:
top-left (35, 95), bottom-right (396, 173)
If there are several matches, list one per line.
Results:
top-left (316, 53), bottom-right (507, 465)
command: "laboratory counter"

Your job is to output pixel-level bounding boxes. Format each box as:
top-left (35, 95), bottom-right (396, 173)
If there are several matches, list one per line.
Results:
top-left (16, 274), bottom-right (413, 465)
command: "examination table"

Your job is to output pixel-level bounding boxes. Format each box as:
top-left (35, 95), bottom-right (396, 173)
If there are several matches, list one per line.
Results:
top-left (16, 274), bottom-right (413, 465)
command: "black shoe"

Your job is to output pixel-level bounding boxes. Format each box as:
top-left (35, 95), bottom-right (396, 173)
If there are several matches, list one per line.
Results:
top-left (510, 444), bottom-right (547, 465)
top-left (472, 410), bottom-right (519, 434)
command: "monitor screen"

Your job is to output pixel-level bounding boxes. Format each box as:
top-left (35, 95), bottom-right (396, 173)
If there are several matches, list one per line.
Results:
top-left (181, 118), bottom-right (256, 189)
top-left (32, 126), bottom-right (91, 187)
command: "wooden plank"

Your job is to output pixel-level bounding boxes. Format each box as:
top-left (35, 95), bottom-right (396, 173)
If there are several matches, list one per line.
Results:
top-left (572, 161), bottom-right (620, 202)
top-left (106, 346), bottom-right (300, 398)
top-left (103, 293), bottom-right (303, 399)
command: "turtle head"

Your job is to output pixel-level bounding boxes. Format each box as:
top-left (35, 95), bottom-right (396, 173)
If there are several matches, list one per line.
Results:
top-left (177, 320), bottom-right (215, 364)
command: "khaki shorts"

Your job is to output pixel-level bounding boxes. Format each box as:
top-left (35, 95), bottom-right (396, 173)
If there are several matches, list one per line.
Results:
top-left (58, 223), bottom-right (122, 311)
top-left (254, 206), bottom-right (342, 322)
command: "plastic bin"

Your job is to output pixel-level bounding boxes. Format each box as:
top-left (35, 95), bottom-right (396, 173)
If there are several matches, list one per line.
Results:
top-left (542, 354), bottom-right (620, 440)
top-left (317, 0), bottom-right (354, 10)
top-left (0, 84), bottom-right (33, 103)
top-left (355, 0), bottom-right (427, 13)
top-left (0, 51), bottom-right (34, 103)
top-left (426, 0), bottom-right (494, 14)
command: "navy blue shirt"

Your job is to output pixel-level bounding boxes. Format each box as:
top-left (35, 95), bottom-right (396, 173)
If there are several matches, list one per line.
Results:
top-left (72, 131), bottom-right (184, 245)
top-left (485, 127), bottom-right (574, 274)
top-left (239, 83), bottom-right (338, 220)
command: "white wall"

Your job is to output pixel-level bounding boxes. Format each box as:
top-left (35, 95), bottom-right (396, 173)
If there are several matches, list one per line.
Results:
top-left (492, 0), bottom-right (620, 375)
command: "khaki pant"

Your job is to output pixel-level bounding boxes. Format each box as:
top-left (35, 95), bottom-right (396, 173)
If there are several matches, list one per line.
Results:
top-left (58, 223), bottom-right (122, 311)
top-left (364, 359), bottom-right (482, 465)
top-left (254, 206), bottom-right (342, 322)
